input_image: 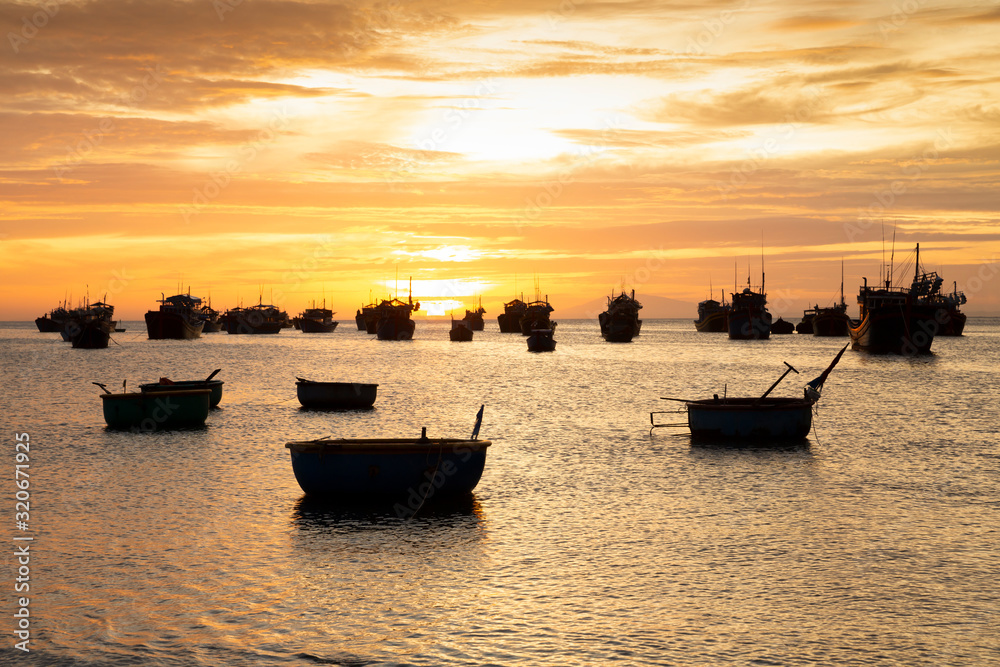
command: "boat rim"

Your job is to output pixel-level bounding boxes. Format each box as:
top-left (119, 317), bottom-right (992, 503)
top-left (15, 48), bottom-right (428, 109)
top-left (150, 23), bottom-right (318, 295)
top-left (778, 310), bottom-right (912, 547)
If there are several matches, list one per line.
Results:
top-left (286, 438), bottom-right (491, 450)
top-left (100, 388), bottom-right (212, 400)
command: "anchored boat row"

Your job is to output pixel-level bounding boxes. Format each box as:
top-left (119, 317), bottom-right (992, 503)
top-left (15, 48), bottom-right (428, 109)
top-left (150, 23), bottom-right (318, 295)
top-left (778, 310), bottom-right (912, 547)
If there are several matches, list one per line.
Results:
top-left (693, 244), bottom-right (968, 354)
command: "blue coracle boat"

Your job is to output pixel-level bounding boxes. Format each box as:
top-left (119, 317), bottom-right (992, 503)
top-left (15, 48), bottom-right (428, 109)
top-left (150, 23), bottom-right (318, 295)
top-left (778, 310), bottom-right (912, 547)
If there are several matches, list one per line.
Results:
top-left (286, 407), bottom-right (490, 498)
top-left (286, 435), bottom-right (491, 497)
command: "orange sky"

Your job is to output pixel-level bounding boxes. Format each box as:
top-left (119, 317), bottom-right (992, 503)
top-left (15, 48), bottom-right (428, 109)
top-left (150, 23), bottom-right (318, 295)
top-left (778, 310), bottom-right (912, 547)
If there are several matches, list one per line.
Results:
top-left (2, 0), bottom-right (998, 319)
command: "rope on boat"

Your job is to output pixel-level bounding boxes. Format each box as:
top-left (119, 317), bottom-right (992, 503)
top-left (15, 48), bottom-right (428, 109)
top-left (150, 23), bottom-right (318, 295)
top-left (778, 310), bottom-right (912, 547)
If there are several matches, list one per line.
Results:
top-left (811, 404), bottom-right (823, 447)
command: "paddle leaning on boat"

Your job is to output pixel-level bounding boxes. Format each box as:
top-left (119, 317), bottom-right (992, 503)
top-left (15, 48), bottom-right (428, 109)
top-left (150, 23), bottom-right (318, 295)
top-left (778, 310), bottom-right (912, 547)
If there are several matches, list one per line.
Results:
top-left (650, 345), bottom-right (848, 442)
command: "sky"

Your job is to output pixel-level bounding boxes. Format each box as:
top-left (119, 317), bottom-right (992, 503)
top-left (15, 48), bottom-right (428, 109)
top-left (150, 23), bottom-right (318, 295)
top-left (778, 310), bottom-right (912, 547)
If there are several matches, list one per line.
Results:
top-left (1, 0), bottom-right (998, 320)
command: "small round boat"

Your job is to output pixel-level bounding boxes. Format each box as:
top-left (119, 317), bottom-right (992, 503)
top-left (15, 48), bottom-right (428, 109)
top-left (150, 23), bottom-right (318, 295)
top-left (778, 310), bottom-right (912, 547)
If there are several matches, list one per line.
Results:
top-left (295, 379), bottom-right (378, 409)
top-left (686, 397), bottom-right (814, 441)
top-left (100, 389), bottom-right (211, 431)
top-left (286, 436), bottom-right (491, 498)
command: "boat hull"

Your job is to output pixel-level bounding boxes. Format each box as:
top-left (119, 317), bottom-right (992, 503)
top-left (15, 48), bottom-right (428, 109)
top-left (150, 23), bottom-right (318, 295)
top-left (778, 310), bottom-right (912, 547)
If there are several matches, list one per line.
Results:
top-left (520, 315), bottom-right (553, 336)
top-left (936, 309), bottom-right (966, 336)
top-left (100, 389), bottom-right (211, 430)
top-left (139, 380), bottom-right (224, 407)
top-left (849, 305), bottom-right (938, 354)
top-left (299, 318), bottom-right (339, 333)
top-left (355, 313), bottom-right (366, 331)
top-left (145, 311), bottom-right (204, 339)
top-left (687, 397), bottom-right (813, 441)
top-left (376, 317), bottom-right (414, 340)
top-left (600, 313), bottom-right (641, 342)
top-left (200, 319), bottom-right (223, 333)
top-left (296, 381), bottom-right (378, 409)
top-left (70, 320), bottom-right (113, 349)
top-left (727, 309), bottom-right (772, 339)
top-left (526, 330), bottom-right (556, 352)
top-left (462, 316), bottom-right (485, 331)
top-left (812, 311), bottom-right (850, 336)
top-left (497, 312), bottom-right (523, 333)
top-left (286, 438), bottom-right (491, 497)
top-left (771, 318), bottom-right (795, 334)
top-left (35, 316), bottom-right (65, 332)
top-left (223, 318), bottom-right (283, 334)
top-left (450, 324), bottom-right (473, 341)
top-left (694, 311), bottom-right (728, 332)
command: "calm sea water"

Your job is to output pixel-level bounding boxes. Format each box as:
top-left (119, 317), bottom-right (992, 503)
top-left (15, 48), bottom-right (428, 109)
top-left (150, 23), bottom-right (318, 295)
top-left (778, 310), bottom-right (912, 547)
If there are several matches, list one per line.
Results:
top-left (2, 318), bottom-right (998, 666)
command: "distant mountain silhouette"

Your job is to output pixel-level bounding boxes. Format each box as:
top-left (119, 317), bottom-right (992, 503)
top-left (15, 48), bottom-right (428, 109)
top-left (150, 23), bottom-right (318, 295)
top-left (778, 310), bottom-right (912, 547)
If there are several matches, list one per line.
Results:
top-left (558, 294), bottom-right (695, 319)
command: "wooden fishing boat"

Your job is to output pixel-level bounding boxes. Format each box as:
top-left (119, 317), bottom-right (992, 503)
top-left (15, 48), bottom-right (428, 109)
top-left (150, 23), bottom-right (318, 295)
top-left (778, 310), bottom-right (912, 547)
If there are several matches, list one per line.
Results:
top-left (295, 379), bottom-right (378, 409)
top-left (145, 293), bottom-right (205, 339)
top-left (651, 346), bottom-right (848, 442)
top-left (221, 301), bottom-right (286, 334)
top-left (97, 387), bottom-right (211, 430)
top-left (771, 317), bottom-right (795, 334)
top-left (519, 297), bottom-right (555, 335)
top-left (497, 296), bottom-right (527, 332)
top-left (370, 278), bottom-right (419, 340)
top-left (139, 370), bottom-right (224, 407)
top-left (600, 289), bottom-right (642, 342)
top-left (923, 280), bottom-right (966, 336)
top-left (526, 328), bottom-right (556, 352)
top-left (812, 305), bottom-right (850, 336)
top-left (849, 244), bottom-right (941, 354)
top-left (461, 297), bottom-right (486, 331)
top-left (286, 408), bottom-right (489, 498)
top-left (35, 303), bottom-right (71, 332)
top-left (198, 300), bottom-right (223, 332)
top-left (811, 262), bottom-right (851, 336)
top-left (298, 301), bottom-right (338, 333)
top-left (450, 319), bottom-right (474, 341)
top-left (694, 292), bottom-right (729, 333)
top-left (796, 308), bottom-right (816, 334)
top-left (67, 301), bottom-right (116, 349)
top-left (728, 287), bottom-right (771, 339)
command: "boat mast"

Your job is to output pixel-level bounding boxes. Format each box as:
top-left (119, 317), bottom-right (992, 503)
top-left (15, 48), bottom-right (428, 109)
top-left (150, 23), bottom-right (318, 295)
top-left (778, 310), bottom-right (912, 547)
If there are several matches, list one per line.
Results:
top-left (840, 259), bottom-right (845, 307)
top-left (761, 232), bottom-right (765, 294)
top-left (889, 228), bottom-right (896, 288)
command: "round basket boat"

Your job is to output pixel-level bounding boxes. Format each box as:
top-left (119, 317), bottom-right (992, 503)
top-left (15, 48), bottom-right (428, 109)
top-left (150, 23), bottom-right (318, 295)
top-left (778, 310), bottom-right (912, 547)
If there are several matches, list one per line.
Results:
top-left (295, 380), bottom-right (378, 409)
top-left (686, 397), bottom-right (814, 441)
top-left (285, 437), bottom-right (491, 497)
top-left (100, 389), bottom-right (211, 431)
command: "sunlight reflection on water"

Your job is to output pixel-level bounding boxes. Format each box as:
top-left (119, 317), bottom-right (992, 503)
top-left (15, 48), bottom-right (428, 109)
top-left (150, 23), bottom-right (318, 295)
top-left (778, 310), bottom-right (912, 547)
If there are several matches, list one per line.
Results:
top-left (2, 319), bottom-right (998, 665)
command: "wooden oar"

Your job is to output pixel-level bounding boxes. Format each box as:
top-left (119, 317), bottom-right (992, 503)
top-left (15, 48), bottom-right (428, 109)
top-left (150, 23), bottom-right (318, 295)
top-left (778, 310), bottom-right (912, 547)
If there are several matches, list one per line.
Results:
top-left (204, 368), bottom-right (222, 381)
top-left (659, 397), bottom-right (694, 402)
top-left (756, 361), bottom-right (798, 403)
top-left (92, 382), bottom-right (111, 394)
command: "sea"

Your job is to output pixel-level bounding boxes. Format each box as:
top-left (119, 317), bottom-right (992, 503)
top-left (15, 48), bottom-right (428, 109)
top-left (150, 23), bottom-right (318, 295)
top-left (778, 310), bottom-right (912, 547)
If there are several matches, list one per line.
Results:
top-left (2, 318), bottom-right (998, 666)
